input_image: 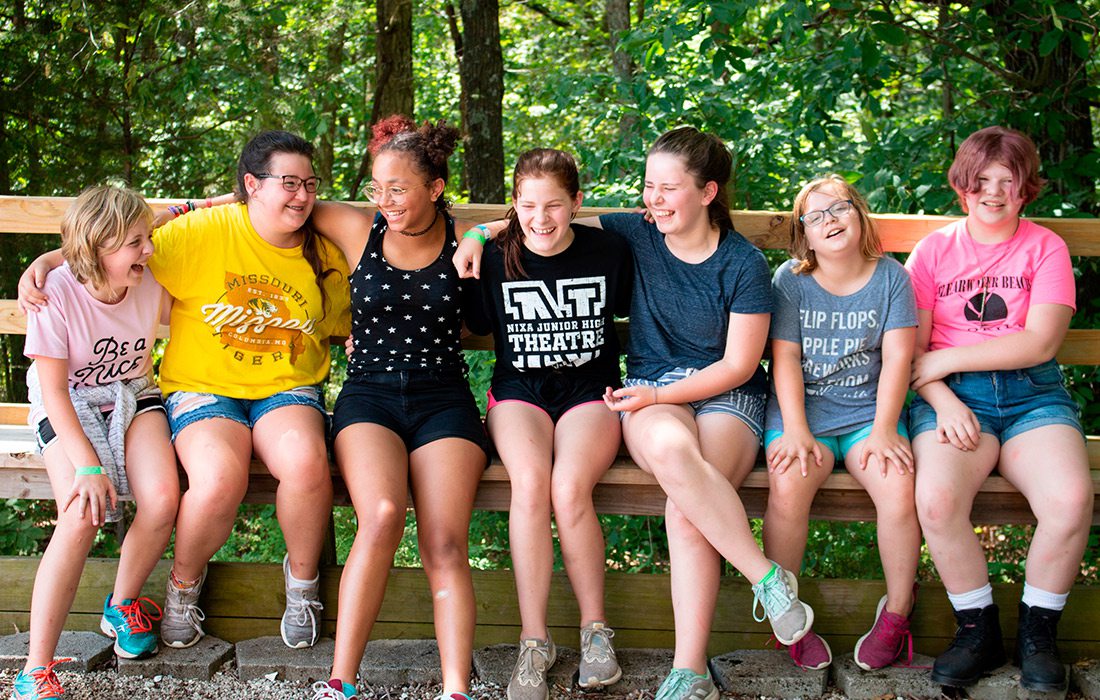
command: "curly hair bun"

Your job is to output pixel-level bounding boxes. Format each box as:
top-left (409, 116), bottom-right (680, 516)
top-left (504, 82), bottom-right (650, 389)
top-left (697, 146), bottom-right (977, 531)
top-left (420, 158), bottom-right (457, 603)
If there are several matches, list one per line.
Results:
top-left (370, 115), bottom-right (418, 155)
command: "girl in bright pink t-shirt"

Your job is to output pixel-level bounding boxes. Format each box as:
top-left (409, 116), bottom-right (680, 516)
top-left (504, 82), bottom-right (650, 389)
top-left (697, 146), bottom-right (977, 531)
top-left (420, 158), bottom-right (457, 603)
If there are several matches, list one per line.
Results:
top-left (15, 186), bottom-right (178, 699)
top-left (905, 127), bottom-right (1090, 694)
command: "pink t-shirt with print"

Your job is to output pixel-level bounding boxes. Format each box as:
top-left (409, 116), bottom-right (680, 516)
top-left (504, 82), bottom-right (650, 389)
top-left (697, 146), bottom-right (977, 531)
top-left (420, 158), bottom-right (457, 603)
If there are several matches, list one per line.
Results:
top-left (905, 218), bottom-right (1076, 351)
top-left (25, 262), bottom-right (163, 389)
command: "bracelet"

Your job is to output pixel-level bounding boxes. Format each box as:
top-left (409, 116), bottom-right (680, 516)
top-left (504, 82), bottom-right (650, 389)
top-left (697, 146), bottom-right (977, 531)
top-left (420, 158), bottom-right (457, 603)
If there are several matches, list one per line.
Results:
top-left (653, 385), bottom-right (660, 405)
top-left (185, 200), bottom-right (196, 213)
top-left (75, 466), bottom-right (105, 476)
top-left (205, 198), bottom-right (213, 208)
top-left (168, 205), bottom-right (180, 218)
top-left (463, 228), bottom-right (488, 245)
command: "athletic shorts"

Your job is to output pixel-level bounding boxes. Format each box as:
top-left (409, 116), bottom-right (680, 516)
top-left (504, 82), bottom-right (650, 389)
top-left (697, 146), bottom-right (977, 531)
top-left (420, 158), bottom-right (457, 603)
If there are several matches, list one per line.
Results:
top-left (624, 366), bottom-right (765, 440)
top-left (908, 360), bottom-right (1083, 443)
top-left (333, 370), bottom-right (489, 454)
top-left (764, 420), bottom-right (909, 463)
top-left (36, 395), bottom-right (165, 450)
top-left (487, 373), bottom-right (612, 424)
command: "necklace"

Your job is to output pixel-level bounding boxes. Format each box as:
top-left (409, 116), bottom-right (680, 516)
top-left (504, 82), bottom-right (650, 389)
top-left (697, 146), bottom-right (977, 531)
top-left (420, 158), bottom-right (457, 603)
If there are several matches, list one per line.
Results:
top-left (400, 209), bottom-right (439, 238)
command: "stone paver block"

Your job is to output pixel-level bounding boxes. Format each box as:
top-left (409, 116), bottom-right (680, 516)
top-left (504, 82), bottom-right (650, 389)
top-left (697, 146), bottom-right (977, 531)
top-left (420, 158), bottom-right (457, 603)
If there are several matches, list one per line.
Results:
top-left (964, 663), bottom-right (1068, 700)
top-left (833, 652), bottom-right (938, 699)
top-left (117, 636), bottom-right (233, 680)
top-left (0, 631), bottom-right (114, 672)
top-left (359, 639), bottom-right (443, 687)
top-left (614, 647), bottom-right (675, 694)
top-left (711, 649), bottom-right (828, 698)
top-left (234, 635), bottom-right (336, 682)
top-left (1071, 659), bottom-right (1100, 699)
top-left (472, 643), bottom-right (577, 690)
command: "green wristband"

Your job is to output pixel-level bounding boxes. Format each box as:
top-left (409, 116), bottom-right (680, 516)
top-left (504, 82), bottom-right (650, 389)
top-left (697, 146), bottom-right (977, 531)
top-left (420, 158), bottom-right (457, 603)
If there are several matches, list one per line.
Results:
top-left (463, 225), bottom-right (489, 245)
top-left (76, 466), bottom-right (105, 476)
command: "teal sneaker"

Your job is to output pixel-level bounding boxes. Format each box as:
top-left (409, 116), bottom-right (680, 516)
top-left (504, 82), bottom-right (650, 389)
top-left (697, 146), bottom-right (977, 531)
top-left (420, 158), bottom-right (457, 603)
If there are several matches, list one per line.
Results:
top-left (654, 667), bottom-right (719, 700)
top-left (10, 659), bottom-right (70, 700)
top-left (751, 562), bottom-right (813, 645)
top-left (310, 680), bottom-right (357, 699)
top-left (100, 594), bottom-right (162, 659)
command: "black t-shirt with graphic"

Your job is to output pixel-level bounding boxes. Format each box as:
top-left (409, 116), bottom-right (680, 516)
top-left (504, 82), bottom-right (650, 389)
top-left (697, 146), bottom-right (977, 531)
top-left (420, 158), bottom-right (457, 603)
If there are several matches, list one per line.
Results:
top-left (470, 224), bottom-right (632, 386)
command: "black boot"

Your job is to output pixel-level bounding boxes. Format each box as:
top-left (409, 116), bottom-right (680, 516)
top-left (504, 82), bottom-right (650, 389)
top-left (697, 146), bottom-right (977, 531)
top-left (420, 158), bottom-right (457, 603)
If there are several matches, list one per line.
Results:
top-left (931, 604), bottom-right (1006, 687)
top-left (1016, 602), bottom-right (1067, 691)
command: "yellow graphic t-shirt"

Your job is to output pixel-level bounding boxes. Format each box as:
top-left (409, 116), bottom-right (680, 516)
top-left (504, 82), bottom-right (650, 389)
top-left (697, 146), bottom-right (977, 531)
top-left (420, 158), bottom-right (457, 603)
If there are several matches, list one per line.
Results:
top-left (151, 203), bottom-right (350, 398)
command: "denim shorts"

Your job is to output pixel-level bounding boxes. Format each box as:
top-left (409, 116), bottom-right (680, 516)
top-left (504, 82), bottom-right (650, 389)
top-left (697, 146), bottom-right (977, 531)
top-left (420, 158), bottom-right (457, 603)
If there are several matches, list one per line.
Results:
top-left (487, 373), bottom-right (611, 424)
top-left (36, 396), bottom-right (166, 450)
top-left (764, 420), bottom-right (909, 463)
top-left (908, 360), bottom-right (1083, 443)
top-left (333, 370), bottom-right (489, 454)
top-left (624, 367), bottom-right (765, 440)
top-left (164, 385), bottom-right (326, 441)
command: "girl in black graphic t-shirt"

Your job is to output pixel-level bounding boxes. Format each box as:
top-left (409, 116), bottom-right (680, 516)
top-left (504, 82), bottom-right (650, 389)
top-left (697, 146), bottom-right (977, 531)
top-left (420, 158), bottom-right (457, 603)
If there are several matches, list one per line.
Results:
top-left (464, 149), bottom-right (632, 696)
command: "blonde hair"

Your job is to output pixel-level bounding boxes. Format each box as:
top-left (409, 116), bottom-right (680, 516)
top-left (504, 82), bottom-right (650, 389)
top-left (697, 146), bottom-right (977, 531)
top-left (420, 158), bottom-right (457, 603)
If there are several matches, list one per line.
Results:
top-left (789, 175), bottom-right (881, 274)
top-left (61, 185), bottom-right (152, 294)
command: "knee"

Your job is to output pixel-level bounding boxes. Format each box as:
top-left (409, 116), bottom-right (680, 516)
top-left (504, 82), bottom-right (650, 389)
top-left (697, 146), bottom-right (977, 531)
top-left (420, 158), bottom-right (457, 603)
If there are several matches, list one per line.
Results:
top-left (915, 483), bottom-right (967, 533)
top-left (634, 428), bottom-right (694, 473)
top-left (419, 532), bottom-right (471, 573)
top-left (354, 499), bottom-right (406, 552)
top-left (185, 475), bottom-right (247, 519)
top-left (1035, 488), bottom-right (1094, 533)
top-left (765, 475), bottom-right (815, 518)
top-left (550, 477), bottom-right (593, 524)
top-left (137, 491), bottom-right (179, 531)
top-left (665, 503), bottom-right (704, 543)
top-left (274, 449), bottom-right (332, 493)
top-left (511, 471), bottom-right (551, 513)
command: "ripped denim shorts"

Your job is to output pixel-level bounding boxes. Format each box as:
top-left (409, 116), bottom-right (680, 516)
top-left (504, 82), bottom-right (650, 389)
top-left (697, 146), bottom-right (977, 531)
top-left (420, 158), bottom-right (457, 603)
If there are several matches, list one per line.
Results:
top-left (164, 385), bottom-right (325, 442)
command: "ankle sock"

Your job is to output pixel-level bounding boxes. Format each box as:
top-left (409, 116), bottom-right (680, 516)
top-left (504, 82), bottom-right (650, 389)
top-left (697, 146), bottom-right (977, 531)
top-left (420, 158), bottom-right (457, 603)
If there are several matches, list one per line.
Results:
top-left (947, 583), bottom-right (994, 611)
top-left (758, 563), bottom-right (778, 586)
top-left (287, 568), bottom-right (319, 587)
top-left (1021, 582), bottom-right (1068, 611)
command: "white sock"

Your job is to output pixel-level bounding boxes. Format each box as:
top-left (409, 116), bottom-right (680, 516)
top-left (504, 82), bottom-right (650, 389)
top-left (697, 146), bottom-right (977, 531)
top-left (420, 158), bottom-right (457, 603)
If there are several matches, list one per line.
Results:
top-left (287, 569), bottom-right (319, 587)
top-left (947, 583), bottom-right (994, 611)
top-left (1021, 582), bottom-right (1068, 611)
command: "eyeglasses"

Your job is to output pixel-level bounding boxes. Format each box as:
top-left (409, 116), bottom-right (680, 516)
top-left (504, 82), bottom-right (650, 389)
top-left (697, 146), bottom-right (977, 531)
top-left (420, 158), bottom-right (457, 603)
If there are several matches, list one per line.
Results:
top-left (364, 182), bottom-right (429, 204)
top-left (799, 199), bottom-right (854, 227)
top-left (254, 173), bottom-right (321, 193)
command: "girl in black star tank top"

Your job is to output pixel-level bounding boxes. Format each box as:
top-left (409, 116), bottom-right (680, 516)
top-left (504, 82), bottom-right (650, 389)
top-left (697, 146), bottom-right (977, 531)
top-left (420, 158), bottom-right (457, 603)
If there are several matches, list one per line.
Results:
top-left (307, 117), bottom-right (487, 700)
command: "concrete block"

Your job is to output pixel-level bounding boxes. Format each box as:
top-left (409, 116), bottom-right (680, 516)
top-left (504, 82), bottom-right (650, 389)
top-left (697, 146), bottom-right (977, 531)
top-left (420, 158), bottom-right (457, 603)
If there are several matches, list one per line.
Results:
top-left (359, 638), bottom-right (443, 687)
top-left (833, 652), bottom-right (938, 699)
top-left (1071, 659), bottom-right (1100, 699)
top-left (711, 649), bottom-right (827, 698)
top-left (964, 663), bottom-right (1068, 700)
top-left (0, 631), bottom-right (114, 672)
top-left (117, 636), bottom-right (233, 680)
top-left (614, 648), bottom-right (676, 694)
top-left (234, 635), bottom-right (336, 682)
top-left (474, 644), bottom-right (671, 694)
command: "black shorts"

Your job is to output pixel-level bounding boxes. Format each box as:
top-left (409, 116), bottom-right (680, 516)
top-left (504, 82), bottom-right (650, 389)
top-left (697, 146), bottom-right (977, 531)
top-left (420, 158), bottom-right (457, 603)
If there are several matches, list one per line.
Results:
top-left (35, 395), bottom-right (166, 450)
top-left (333, 370), bottom-right (489, 455)
top-left (487, 373), bottom-right (613, 424)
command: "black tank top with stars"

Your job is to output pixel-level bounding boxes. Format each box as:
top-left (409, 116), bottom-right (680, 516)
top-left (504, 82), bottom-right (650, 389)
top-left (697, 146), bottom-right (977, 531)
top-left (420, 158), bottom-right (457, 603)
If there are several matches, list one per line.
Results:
top-left (346, 212), bottom-right (469, 377)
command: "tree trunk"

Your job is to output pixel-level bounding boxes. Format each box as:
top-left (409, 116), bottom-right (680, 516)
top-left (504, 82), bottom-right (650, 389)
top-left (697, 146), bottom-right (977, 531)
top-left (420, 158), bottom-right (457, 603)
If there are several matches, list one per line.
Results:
top-left (318, 20), bottom-right (348, 189)
top-left (353, 0), bottom-right (414, 198)
top-left (458, 0), bottom-right (505, 203)
top-left (605, 0), bottom-right (637, 178)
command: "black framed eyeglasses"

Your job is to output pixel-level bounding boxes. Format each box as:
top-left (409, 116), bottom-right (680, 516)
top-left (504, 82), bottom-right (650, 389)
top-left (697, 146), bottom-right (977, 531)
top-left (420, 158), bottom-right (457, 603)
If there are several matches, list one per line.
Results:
top-left (799, 199), bottom-right (854, 227)
top-left (254, 173), bottom-right (322, 194)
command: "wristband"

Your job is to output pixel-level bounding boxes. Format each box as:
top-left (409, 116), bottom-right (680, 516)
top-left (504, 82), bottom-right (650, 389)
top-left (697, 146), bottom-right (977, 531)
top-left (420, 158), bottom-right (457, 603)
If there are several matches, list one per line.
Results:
top-left (463, 227), bottom-right (488, 245)
top-left (205, 198), bottom-right (213, 208)
top-left (76, 466), bottom-right (105, 476)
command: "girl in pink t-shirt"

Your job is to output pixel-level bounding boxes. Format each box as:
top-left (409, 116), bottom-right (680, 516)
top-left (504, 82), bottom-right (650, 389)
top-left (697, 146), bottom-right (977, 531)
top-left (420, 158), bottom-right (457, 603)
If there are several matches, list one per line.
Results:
top-left (905, 127), bottom-right (1090, 693)
top-left (15, 186), bottom-right (178, 699)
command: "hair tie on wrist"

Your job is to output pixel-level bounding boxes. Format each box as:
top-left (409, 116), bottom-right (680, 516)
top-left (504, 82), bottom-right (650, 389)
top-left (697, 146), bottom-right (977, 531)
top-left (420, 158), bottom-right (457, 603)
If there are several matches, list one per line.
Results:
top-left (205, 198), bottom-right (213, 208)
top-left (76, 466), bottom-right (105, 476)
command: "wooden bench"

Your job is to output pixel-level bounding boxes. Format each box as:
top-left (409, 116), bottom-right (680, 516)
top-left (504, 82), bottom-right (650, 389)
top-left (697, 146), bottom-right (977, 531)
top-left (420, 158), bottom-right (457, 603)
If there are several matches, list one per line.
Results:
top-left (1, 196), bottom-right (1099, 657)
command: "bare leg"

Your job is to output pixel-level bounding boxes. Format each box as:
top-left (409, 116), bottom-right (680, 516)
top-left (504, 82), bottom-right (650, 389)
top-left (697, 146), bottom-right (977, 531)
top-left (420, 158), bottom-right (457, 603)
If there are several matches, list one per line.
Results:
top-left (762, 444), bottom-right (834, 574)
top-left (329, 424), bottom-right (410, 683)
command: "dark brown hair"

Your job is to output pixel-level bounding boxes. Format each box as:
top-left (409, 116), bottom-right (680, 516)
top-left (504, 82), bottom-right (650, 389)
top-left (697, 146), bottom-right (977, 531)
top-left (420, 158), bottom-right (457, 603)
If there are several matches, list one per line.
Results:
top-left (648, 126), bottom-right (734, 232)
top-left (499, 149), bottom-right (581, 280)
top-left (236, 130), bottom-right (337, 319)
top-left (369, 115), bottom-right (459, 213)
top-left (948, 126), bottom-right (1046, 212)
top-left (789, 175), bottom-right (881, 274)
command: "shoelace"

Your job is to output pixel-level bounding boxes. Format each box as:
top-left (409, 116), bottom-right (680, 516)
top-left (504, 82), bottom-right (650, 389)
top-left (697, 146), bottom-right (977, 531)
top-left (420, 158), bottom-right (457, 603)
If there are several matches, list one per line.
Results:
top-left (167, 596), bottom-right (206, 631)
top-left (116, 597), bottom-right (163, 634)
top-left (310, 680), bottom-right (349, 699)
top-left (581, 626), bottom-right (615, 663)
top-left (26, 658), bottom-right (72, 697)
top-left (951, 618), bottom-right (987, 652)
top-left (657, 669), bottom-right (698, 700)
top-left (1020, 612), bottom-right (1058, 654)
top-left (287, 593), bottom-right (324, 625)
top-left (752, 574), bottom-right (793, 623)
top-left (515, 643), bottom-right (550, 687)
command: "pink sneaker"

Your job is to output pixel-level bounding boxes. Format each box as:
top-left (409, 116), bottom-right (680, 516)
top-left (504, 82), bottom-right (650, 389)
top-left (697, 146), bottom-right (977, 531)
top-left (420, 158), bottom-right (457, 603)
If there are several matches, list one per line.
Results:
top-left (854, 595), bottom-right (913, 670)
top-left (787, 630), bottom-right (832, 670)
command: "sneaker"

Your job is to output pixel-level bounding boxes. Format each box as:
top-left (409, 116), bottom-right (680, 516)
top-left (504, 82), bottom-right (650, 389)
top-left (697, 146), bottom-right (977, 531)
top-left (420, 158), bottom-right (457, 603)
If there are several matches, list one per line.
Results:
top-left (578, 621), bottom-right (622, 688)
top-left (854, 594), bottom-right (913, 670)
top-left (751, 562), bottom-right (813, 645)
top-left (787, 630), bottom-right (832, 670)
top-left (10, 659), bottom-right (71, 700)
top-left (654, 667), bottom-right (719, 700)
top-left (507, 635), bottom-right (556, 700)
top-left (434, 695), bottom-right (473, 700)
top-left (310, 679), bottom-right (357, 699)
top-left (100, 594), bottom-right (162, 659)
top-left (161, 567), bottom-right (207, 648)
top-left (930, 604), bottom-right (1005, 687)
top-left (281, 554), bottom-right (323, 649)
top-left (1015, 602), bottom-right (1067, 692)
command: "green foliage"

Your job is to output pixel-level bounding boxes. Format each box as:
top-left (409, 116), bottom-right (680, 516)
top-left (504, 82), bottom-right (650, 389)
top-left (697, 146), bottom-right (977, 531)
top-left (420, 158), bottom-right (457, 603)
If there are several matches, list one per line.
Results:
top-left (0, 500), bottom-right (48, 555)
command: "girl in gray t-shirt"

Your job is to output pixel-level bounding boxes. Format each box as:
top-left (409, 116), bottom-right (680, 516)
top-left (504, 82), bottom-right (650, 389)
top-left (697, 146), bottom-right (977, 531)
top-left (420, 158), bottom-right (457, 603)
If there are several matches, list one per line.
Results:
top-left (763, 175), bottom-right (921, 673)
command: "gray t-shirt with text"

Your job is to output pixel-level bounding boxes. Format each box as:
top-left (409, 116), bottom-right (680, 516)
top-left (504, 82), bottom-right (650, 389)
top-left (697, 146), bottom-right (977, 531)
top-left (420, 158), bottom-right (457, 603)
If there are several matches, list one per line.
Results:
top-left (765, 256), bottom-right (917, 436)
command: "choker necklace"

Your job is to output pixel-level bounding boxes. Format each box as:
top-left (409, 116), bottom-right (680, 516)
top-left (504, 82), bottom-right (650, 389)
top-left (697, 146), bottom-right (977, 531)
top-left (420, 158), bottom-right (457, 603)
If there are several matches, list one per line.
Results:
top-left (400, 209), bottom-right (439, 238)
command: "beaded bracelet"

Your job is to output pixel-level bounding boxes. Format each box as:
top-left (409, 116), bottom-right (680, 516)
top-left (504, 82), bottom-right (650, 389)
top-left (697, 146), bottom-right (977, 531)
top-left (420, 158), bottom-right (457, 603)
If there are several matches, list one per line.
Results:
top-left (75, 466), bottom-right (105, 476)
